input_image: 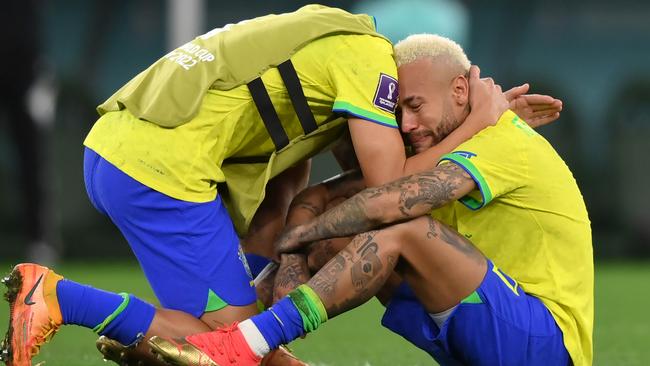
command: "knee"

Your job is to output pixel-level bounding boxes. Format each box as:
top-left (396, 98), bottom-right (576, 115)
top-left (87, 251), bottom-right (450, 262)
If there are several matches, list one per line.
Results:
top-left (306, 237), bottom-right (351, 272)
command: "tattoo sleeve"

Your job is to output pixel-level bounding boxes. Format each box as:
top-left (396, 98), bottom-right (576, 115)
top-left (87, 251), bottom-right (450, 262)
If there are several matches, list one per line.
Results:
top-left (285, 170), bottom-right (365, 227)
top-left (297, 163), bottom-right (474, 243)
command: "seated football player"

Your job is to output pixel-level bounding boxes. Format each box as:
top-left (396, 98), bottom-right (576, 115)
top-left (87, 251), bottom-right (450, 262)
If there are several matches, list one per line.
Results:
top-left (148, 34), bottom-right (591, 366)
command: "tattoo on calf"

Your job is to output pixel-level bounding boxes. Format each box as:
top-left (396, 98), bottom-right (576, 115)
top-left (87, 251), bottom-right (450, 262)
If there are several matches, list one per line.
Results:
top-left (331, 239), bottom-right (396, 316)
top-left (310, 254), bottom-right (347, 297)
top-left (350, 233), bottom-right (383, 292)
top-left (311, 231), bottom-right (399, 317)
top-left (274, 255), bottom-right (310, 300)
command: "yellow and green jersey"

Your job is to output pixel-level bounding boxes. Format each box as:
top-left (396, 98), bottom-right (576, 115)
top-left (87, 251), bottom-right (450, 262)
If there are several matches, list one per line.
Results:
top-left (433, 110), bottom-right (593, 365)
top-left (84, 32), bottom-right (397, 203)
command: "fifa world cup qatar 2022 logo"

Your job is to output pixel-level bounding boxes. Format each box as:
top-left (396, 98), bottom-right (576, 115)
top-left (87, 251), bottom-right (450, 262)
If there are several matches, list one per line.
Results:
top-left (373, 73), bottom-right (398, 114)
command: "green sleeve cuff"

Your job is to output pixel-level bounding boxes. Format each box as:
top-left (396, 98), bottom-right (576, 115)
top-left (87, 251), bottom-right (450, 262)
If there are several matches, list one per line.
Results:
top-left (332, 101), bottom-right (398, 128)
top-left (439, 154), bottom-right (493, 210)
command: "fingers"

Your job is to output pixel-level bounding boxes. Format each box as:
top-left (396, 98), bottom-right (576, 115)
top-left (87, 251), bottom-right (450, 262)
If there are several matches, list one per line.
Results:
top-left (478, 74), bottom-right (502, 94)
top-left (504, 83), bottom-right (529, 101)
top-left (526, 112), bottom-right (561, 128)
top-left (481, 77), bottom-right (495, 88)
top-left (274, 237), bottom-right (306, 258)
top-left (529, 105), bottom-right (562, 114)
top-left (527, 100), bottom-right (563, 114)
top-left (521, 94), bottom-right (562, 107)
top-left (469, 65), bottom-right (481, 80)
top-left (527, 108), bottom-right (562, 119)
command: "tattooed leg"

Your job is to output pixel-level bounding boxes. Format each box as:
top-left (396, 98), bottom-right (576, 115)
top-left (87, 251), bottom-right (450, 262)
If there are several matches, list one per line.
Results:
top-left (273, 254), bottom-right (311, 302)
top-left (386, 216), bottom-right (486, 313)
top-left (306, 237), bottom-right (403, 307)
top-left (272, 236), bottom-right (352, 302)
top-left (306, 215), bottom-right (487, 318)
top-left (307, 230), bottom-right (398, 318)
top-left (306, 237), bottom-right (352, 273)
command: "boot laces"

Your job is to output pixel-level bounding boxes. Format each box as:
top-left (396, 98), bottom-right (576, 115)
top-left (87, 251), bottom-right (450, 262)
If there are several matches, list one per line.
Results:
top-left (188, 323), bottom-right (241, 364)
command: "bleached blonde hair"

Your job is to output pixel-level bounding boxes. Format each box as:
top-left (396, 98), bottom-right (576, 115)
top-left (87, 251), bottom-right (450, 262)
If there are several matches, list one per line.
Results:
top-left (394, 34), bottom-right (470, 72)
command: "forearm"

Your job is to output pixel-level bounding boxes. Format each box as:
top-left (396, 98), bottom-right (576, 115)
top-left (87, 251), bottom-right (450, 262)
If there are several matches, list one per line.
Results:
top-left (293, 164), bottom-right (474, 245)
top-left (285, 170), bottom-right (365, 227)
top-left (295, 189), bottom-right (388, 243)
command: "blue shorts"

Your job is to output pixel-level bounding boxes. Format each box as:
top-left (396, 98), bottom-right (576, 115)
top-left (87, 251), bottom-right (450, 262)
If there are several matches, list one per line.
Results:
top-left (83, 148), bottom-right (256, 317)
top-left (381, 260), bottom-right (570, 366)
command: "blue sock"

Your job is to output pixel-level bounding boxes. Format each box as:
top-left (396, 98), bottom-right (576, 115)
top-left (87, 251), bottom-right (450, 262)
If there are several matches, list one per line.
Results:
top-left (250, 297), bottom-right (304, 349)
top-left (99, 295), bottom-right (156, 346)
top-left (244, 253), bottom-right (271, 278)
top-left (57, 279), bottom-right (155, 345)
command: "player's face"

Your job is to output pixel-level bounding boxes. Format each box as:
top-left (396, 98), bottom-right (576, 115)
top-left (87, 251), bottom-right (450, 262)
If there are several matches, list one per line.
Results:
top-left (398, 59), bottom-right (464, 153)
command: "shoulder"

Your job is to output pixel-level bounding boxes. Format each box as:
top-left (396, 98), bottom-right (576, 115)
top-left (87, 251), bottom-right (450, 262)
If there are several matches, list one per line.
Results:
top-left (304, 34), bottom-right (393, 58)
top-left (466, 111), bottom-right (532, 150)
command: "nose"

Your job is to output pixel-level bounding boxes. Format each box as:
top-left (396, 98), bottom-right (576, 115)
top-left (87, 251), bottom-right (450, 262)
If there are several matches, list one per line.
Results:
top-left (400, 111), bottom-right (418, 133)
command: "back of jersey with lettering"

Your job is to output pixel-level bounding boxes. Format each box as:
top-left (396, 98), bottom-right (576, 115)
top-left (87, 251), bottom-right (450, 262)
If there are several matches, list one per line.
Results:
top-left (97, 4), bottom-right (386, 127)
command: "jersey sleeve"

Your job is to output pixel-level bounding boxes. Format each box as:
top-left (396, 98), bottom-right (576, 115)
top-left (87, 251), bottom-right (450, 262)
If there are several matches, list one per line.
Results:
top-left (438, 110), bottom-right (530, 210)
top-left (327, 36), bottom-right (399, 128)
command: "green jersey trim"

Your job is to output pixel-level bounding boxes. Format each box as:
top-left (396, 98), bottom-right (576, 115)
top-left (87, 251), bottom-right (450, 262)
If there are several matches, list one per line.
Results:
top-left (460, 290), bottom-right (483, 304)
top-left (205, 289), bottom-right (228, 312)
top-left (439, 153), bottom-right (493, 210)
top-left (333, 101), bottom-right (398, 128)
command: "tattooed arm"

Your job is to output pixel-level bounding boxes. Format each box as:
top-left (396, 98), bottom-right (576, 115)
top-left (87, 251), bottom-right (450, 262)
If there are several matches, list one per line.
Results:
top-left (285, 169), bottom-right (366, 225)
top-left (275, 163), bottom-right (476, 255)
top-left (273, 170), bottom-right (366, 299)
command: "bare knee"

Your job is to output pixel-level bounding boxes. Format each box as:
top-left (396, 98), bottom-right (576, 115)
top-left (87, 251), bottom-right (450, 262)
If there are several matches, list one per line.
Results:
top-left (306, 237), bottom-right (352, 273)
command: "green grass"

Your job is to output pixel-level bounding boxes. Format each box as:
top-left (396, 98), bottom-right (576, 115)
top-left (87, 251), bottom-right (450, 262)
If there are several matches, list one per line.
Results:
top-left (0, 261), bottom-right (648, 365)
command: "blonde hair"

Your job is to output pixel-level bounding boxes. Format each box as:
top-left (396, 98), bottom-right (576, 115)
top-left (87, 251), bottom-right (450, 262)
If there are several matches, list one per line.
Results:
top-left (394, 34), bottom-right (470, 72)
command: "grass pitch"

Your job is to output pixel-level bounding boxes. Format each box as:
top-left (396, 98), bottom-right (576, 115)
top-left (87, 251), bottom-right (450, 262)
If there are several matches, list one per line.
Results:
top-left (0, 260), bottom-right (648, 365)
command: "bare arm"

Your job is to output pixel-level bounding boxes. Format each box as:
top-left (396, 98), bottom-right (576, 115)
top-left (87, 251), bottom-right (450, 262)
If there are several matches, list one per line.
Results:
top-left (275, 163), bottom-right (476, 255)
top-left (284, 170), bottom-right (365, 226)
top-left (351, 65), bottom-right (508, 187)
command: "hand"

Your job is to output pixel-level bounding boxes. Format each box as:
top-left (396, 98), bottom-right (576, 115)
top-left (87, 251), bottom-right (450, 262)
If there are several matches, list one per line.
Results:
top-left (504, 83), bottom-right (563, 128)
top-left (467, 65), bottom-right (510, 130)
top-left (273, 226), bottom-right (308, 260)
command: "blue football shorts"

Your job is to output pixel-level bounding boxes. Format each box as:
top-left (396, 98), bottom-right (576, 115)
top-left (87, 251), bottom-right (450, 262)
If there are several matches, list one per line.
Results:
top-left (381, 260), bottom-right (571, 366)
top-left (83, 147), bottom-right (256, 317)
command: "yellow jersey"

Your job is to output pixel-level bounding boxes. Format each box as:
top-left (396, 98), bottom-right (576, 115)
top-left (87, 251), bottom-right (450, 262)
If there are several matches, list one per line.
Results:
top-left (84, 34), bottom-right (398, 203)
top-left (436, 110), bottom-right (593, 365)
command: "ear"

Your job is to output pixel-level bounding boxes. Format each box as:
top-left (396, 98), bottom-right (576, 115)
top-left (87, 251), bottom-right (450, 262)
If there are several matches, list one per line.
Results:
top-left (451, 74), bottom-right (469, 106)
